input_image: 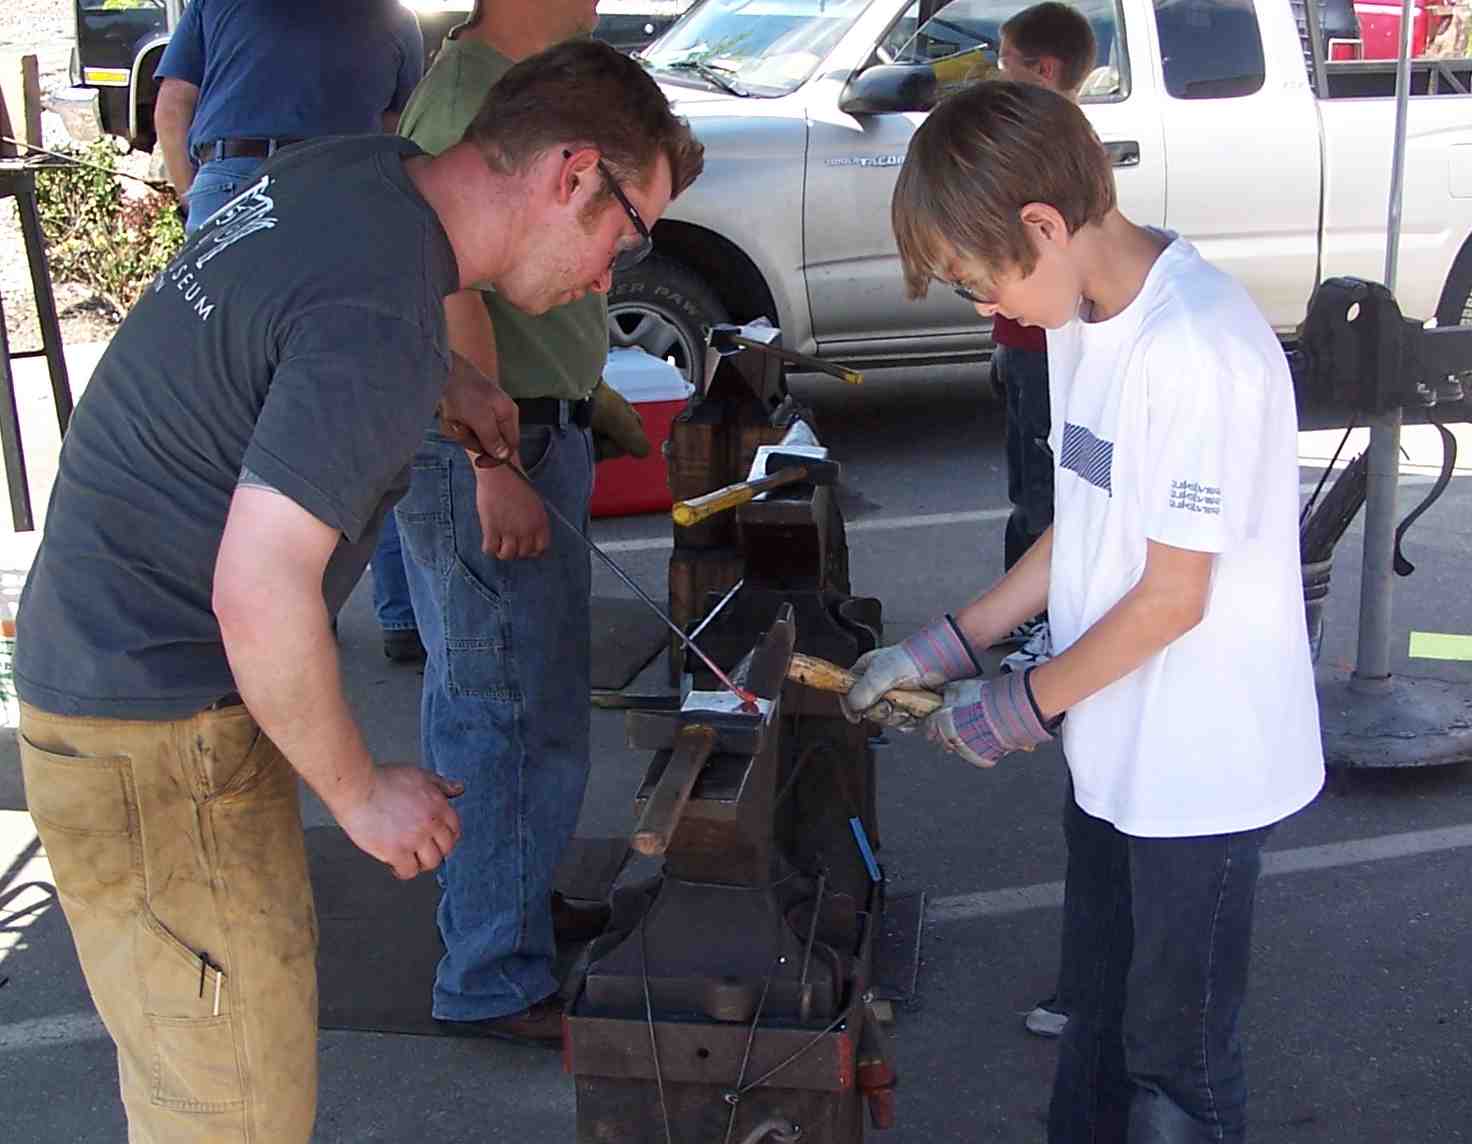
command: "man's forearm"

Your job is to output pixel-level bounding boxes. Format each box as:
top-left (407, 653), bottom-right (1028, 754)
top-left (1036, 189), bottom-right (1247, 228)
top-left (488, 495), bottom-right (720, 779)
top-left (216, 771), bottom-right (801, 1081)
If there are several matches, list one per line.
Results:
top-left (158, 123), bottom-right (194, 196)
top-left (153, 81), bottom-right (198, 196)
top-left (951, 527), bottom-right (1053, 652)
top-left (445, 288), bottom-right (499, 380)
top-left (218, 583), bottom-right (376, 817)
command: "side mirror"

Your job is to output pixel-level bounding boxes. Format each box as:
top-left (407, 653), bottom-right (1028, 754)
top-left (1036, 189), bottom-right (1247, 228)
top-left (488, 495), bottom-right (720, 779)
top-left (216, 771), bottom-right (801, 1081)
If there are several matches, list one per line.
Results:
top-left (838, 64), bottom-right (938, 115)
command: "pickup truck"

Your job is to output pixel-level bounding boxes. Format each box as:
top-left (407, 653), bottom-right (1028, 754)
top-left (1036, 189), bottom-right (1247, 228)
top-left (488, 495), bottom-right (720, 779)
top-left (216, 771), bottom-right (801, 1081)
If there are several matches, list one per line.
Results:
top-left (607, 0), bottom-right (1472, 382)
top-left (55, 0), bottom-right (697, 153)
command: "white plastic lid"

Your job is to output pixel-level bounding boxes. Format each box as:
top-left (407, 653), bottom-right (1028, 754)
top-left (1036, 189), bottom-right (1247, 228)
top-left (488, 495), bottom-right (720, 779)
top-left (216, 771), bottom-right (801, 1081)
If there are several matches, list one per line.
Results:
top-left (603, 348), bottom-right (694, 404)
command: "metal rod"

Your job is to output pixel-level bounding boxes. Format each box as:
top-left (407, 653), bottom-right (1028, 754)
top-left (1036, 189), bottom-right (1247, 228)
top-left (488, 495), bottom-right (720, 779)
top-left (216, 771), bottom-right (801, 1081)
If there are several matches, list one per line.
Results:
top-left (1383, 0), bottom-right (1415, 293)
top-left (1301, 0), bottom-right (1328, 99)
top-left (797, 872), bottom-right (825, 1024)
top-left (1354, 413), bottom-right (1401, 685)
top-left (688, 577), bottom-right (744, 644)
top-left (13, 170), bottom-right (74, 432)
top-left (1352, 0), bottom-right (1415, 687)
top-left (505, 463), bottom-right (756, 704)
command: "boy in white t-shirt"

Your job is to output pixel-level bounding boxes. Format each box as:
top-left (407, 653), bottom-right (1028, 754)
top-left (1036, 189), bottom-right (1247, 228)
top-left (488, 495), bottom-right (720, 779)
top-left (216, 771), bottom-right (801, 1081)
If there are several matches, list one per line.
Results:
top-left (847, 80), bottom-right (1324, 1142)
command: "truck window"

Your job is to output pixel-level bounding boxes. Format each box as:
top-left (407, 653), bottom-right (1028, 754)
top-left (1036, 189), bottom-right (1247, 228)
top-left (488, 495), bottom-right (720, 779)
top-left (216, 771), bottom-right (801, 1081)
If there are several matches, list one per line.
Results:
top-left (77, 0), bottom-right (164, 8)
top-left (895, 0), bottom-right (1130, 101)
top-left (1154, 0), bottom-right (1266, 99)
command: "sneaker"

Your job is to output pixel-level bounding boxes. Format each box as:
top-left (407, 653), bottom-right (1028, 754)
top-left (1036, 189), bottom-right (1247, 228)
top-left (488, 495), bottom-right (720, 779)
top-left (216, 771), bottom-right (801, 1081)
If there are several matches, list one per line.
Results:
top-left (996, 616), bottom-right (1046, 650)
top-left (1001, 621), bottom-right (1052, 673)
top-left (1024, 996), bottom-right (1069, 1038)
top-left (383, 628), bottom-right (426, 663)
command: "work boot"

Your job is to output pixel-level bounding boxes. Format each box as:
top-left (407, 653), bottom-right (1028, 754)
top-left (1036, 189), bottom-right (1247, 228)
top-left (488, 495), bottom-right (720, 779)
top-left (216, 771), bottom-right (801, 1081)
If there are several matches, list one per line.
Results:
top-left (552, 891), bottom-right (611, 943)
top-left (434, 996), bottom-right (564, 1048)
top-left (383, 628), bottom-right (426, 663)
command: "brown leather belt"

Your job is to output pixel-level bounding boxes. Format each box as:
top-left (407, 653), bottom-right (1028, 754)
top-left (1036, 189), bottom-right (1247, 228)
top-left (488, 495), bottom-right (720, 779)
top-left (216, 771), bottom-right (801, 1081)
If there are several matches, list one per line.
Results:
top-left (193, 138), bottom-right (302, 162)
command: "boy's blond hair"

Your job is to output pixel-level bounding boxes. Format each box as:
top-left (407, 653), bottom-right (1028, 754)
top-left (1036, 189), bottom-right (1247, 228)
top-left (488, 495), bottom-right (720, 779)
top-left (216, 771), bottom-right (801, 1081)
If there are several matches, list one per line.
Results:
top-left (891, 80), bottom-right (1115, 300)
top-left (1002, 2), bottom-right (1098, 95)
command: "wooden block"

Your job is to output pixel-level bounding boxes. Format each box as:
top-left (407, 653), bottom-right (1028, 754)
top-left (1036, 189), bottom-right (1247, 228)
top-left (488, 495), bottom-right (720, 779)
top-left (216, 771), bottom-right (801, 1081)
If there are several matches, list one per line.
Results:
top-left (0, 53), bottom-right (42, 159)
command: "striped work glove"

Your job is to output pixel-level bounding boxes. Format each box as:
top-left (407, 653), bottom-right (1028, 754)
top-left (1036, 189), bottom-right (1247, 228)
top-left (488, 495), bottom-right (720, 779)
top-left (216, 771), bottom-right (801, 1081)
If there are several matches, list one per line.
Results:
top-left (841, 616), bottom-right (981, 731)
top-left (924, 670), bottom-right (1056, 768)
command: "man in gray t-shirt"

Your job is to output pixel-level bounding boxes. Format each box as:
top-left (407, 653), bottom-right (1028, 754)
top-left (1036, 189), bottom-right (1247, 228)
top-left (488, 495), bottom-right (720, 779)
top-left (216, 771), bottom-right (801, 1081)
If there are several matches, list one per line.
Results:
top-left (15, 41), bottom-right (700, 1142)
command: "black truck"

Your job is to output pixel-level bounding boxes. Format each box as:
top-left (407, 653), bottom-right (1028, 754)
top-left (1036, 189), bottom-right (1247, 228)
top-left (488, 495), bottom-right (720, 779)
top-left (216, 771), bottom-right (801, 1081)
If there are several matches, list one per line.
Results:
top-left (54, 1), bottom-right (699, 152)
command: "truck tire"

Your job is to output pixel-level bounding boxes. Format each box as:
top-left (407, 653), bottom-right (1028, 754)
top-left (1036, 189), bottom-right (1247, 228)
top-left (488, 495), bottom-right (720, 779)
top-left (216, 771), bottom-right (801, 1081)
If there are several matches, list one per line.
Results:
top-left (1436, 257), bottom-right (1472, 329)
top-left (608, 254), bottom-right (728, 383)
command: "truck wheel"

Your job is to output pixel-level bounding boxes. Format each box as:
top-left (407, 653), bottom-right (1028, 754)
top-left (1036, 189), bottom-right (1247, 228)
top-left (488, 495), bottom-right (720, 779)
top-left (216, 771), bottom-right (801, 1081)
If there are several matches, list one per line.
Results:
top-left (608, 255), bottom-right (728, 383)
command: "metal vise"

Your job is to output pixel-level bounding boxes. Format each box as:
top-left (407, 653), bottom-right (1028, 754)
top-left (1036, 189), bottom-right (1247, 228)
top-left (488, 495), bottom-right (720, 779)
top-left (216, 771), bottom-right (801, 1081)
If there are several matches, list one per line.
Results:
top-left (565, 329), bottom-right (896, 1142)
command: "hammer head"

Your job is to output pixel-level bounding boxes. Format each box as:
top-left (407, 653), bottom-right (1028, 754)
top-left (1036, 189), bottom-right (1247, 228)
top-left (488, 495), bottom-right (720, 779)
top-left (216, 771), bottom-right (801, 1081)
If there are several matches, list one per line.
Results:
top-left (764, 450), bottom-right (841, 486)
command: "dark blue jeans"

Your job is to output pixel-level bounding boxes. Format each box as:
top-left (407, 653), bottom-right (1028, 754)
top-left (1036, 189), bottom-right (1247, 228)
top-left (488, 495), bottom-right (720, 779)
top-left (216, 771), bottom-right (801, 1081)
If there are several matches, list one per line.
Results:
top-left (396, 425), bottom-right (594, 1020)
top-left (995, 344), bottom-right (1054, 570)
top-left (1049, 795), bottom-right (1272, 1144)
top-left (370, 511), bottom-right (417, 632)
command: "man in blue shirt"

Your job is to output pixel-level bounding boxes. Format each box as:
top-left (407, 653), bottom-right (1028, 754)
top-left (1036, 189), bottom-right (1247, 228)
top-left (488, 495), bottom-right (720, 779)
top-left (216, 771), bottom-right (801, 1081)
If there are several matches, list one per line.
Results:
top-left (154, 0), bottom-right (428, 660)
top-left (153, 0), bottom-right (423, 232)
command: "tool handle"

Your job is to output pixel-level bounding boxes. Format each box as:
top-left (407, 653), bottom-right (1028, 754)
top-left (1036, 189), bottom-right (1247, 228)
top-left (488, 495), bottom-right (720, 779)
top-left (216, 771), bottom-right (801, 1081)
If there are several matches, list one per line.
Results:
top-left (672, 468), bottom-right (806, 527)
top-left (632, 724), bottom-right (719, 856)
top-left (786, 653), bottom-right (943, 719)
top-left (730, 335), bottom-right (864, 385)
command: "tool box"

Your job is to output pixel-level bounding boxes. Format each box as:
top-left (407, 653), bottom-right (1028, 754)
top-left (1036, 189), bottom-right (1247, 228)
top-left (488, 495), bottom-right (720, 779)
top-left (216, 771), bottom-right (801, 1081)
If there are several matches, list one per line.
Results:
top-left (591, 348), bottom-right (693, 518)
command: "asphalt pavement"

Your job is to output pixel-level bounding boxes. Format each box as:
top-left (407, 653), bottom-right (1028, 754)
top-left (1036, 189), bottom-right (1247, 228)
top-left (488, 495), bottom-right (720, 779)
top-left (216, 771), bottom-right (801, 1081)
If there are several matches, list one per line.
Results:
top-left (2, 358), bottom-right (1471, 1142)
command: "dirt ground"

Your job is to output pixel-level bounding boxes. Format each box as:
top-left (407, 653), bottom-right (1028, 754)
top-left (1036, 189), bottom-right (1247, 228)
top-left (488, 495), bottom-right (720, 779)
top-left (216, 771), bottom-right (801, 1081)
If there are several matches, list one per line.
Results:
top-left (2, 0), bottom-right (128, 350)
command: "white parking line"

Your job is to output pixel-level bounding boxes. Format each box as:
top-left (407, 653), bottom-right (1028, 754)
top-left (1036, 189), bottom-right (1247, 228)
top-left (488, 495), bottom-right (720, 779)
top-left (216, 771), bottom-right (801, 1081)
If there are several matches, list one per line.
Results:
top-left (8, 823), bottom-right (1472, 1053)
top-left (927, 822), bottom-right (1472, 925)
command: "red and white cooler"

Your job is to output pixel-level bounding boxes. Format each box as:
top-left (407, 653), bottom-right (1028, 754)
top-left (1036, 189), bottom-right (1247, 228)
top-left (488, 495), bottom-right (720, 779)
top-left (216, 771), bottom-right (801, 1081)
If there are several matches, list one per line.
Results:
top-left (591, 348), bottom-right (694, 518)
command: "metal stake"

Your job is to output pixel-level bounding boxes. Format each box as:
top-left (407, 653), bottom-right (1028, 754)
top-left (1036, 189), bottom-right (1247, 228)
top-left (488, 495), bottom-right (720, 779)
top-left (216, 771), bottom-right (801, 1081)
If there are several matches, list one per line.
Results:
top-left (1352, 0), bottom-right (1415, 690)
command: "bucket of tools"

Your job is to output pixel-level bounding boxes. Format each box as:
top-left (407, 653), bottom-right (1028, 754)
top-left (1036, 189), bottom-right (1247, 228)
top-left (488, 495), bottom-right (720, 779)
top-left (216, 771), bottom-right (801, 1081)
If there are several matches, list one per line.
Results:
top-left (1302, 557), bottom-right (1333, 665)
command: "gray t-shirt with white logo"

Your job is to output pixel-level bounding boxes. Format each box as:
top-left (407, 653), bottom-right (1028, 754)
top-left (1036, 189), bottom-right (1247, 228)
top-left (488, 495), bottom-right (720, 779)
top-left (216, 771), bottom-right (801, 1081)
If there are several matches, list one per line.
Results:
top-left (16, 134), bottom-right (458, 719)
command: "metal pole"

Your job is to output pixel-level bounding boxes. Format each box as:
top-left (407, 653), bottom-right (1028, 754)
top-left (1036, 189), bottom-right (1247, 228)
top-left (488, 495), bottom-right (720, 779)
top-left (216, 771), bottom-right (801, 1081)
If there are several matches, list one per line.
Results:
top-left (1352, 0), bottom-right (1416, 688)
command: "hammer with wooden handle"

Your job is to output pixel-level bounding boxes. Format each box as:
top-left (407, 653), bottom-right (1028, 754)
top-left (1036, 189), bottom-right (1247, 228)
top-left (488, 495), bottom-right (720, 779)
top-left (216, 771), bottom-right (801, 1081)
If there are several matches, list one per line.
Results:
top-left (785, 653), bottom-right (944, 720)
top-left (672, 452), bottom-right (841, 528)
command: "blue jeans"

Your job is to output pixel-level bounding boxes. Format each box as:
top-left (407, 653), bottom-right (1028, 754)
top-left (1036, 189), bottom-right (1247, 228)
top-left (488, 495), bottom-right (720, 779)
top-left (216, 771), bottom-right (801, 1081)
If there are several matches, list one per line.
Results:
top-left (395, 425), bottom-right (594, 1020)
top-left (184, 157), bottom-right (263, 234)
top-left (995, 344), bottom-right (1054, 570)
top-left (370, 511), bottom-right (417, 631)
top-left (1049, 794), bottom-right (1272, 1144)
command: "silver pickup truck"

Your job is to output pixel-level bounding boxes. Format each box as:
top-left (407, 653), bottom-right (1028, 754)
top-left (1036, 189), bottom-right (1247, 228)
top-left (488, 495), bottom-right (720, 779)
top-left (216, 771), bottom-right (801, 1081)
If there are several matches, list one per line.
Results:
top-left (611, 0), bottom-right (1472, 381)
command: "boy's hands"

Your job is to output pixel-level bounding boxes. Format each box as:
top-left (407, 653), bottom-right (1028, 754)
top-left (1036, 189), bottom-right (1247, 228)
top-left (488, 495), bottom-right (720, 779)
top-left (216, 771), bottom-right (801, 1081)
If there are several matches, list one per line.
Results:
top-left (842, 616), bottom-right (980, 726)
top-left (923, 671), bottom-right (1055, 768)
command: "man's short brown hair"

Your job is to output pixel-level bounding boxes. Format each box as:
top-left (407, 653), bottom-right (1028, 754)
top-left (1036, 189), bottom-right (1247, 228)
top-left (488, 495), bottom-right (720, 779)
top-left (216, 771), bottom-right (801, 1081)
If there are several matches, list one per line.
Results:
top-left (892, 79), bottom-right (1115, 300)
top-left (464, 39), bottom-right (704, 202)
top-left (1002, 2), bottom-right (1098, 94)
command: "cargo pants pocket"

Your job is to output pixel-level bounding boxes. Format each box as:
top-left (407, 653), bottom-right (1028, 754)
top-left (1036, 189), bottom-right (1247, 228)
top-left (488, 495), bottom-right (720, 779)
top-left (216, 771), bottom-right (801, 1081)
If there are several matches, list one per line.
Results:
top-left (19, 733), bottom-right (248, 1115)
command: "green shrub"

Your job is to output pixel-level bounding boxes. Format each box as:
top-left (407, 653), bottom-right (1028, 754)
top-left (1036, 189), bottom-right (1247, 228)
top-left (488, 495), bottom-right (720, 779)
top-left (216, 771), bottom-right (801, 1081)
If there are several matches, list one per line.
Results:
top-left (34, 142), bottom-right (186, 316)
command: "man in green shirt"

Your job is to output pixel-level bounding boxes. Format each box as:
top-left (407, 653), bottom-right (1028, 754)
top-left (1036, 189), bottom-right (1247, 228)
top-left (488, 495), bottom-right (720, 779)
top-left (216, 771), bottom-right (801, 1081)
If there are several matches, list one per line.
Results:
top-left (394, 0), bottom-right (700, 1044)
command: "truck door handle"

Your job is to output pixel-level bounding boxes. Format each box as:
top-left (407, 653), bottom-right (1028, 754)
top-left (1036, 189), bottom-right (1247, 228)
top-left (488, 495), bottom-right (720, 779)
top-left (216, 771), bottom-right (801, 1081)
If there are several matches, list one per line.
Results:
top-left (1104, 140), bottom-right (1140, 167)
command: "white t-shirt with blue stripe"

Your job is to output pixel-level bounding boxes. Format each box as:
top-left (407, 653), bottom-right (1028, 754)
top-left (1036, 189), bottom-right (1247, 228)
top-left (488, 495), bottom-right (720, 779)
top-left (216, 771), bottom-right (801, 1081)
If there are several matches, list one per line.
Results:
top-left (1045, 236), bottom-right (1324, 837)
